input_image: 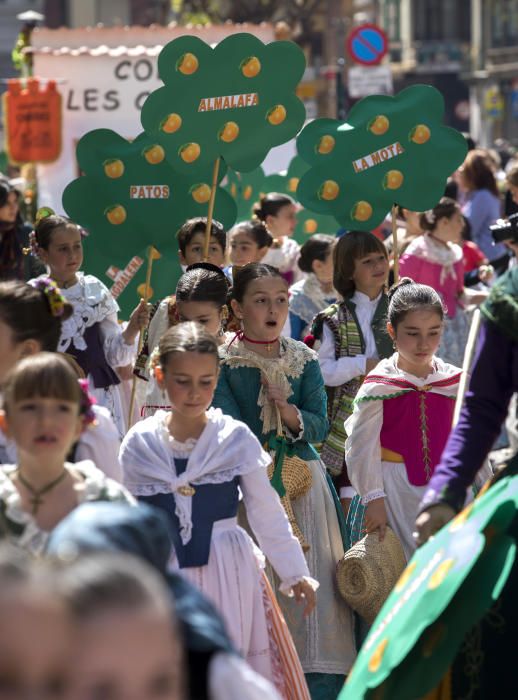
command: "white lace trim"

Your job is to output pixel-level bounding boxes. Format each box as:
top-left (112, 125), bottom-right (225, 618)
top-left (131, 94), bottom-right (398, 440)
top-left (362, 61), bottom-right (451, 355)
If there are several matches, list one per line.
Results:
top-left (285, 406), bottom-right (305, 442)
top-left (45, 272), bottom-right (120, 352)
top-left (361, 489), bottom-right (387, 505)
top-left (221, 337), bottom-right (316, 434)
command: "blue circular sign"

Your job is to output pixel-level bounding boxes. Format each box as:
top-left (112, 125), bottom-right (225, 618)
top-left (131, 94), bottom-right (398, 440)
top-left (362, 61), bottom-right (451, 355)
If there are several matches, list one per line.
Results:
top-left (347, 24), bottom-right (388, 66)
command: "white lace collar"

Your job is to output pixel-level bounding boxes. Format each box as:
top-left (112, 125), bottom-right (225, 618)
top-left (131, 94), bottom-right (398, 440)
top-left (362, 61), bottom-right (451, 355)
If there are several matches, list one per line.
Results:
top-left (121, 409), bottom-right (270, 545)
top-left (220, 336), bottom-right (316, 433)
top-left (36, 272), bottom-right (120, 352)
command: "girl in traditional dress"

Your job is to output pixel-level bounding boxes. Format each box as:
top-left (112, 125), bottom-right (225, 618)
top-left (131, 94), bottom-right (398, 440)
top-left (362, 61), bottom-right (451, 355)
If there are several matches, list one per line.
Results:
top-left (344, 280), bottom-right (463, 560)
top-left (310, 231), bottom-right (393, 517)
top-left (138, 264), bottom-right (231, 417)
top-left (399, 197), bottom-right (487, 367)
top-left (289, 234), bottom-right (338, 341)
top-left (29, 213), bottom-right (149, 437)
top-left (214, 263), bottom-right (355, 699)
top-left (120, 322), bottom-right (315, 698)
top-left (0, 352), bottom-right (132, 555)
top-left (254, 194), bottom-right (302, 285)
top-left (0, 279), bottom-right (122, 481)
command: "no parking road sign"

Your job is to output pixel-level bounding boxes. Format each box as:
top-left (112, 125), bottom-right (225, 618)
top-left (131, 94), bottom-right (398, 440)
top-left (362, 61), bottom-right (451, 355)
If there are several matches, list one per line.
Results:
top-left (347, 24), bottom-right (388, 66)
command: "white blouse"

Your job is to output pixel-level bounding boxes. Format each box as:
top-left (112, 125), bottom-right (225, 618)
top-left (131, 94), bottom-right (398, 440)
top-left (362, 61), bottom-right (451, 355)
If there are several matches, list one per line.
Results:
top-left (344, 356), bottom-right (460, 504)
top-left (318, 290), bottom-right (382, 386)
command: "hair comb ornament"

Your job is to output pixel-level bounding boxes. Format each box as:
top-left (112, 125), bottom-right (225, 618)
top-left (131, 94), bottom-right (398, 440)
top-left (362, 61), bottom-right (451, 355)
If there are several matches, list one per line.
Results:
top-left (28, 276), bottom-right (66, 317)
top-left (78, 379), bottom-right (97, 426)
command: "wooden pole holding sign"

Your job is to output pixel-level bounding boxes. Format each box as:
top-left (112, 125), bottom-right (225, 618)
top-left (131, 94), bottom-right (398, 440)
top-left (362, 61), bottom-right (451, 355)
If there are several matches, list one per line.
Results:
top-left (127, 245), bottom-right (161, 430)
top-left (452, 308), bottom-right (481, 427)
top-left (391, 203), bottom-right (399, 285)
top-left (203, 157), bottom-right (221, 261)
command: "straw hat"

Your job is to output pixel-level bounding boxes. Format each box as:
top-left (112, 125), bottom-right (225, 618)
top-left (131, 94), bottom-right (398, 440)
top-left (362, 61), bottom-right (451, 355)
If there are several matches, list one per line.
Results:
top-left (336, 526), bottom-right (406, 624)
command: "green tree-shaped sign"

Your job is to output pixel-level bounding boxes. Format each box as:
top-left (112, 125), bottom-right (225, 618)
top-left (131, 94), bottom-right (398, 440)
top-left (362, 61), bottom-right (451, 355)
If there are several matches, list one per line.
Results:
top-left (62, 128), bottom-right (236, 259)
top-left (341, 474), bottom-right (518, 699)
top-left (296, 85), bottom-right (467, 231)
top-left (140, 33), bottom-right (306, 174)
top-left (225, 155), bottom-right (339, 241)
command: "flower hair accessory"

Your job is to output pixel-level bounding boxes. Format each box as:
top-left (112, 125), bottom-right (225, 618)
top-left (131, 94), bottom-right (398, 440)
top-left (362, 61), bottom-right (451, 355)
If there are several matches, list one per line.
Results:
top-left (28, 277), bottom-right (66, 317)
top-left (78, 379), bottom-right (97, 426)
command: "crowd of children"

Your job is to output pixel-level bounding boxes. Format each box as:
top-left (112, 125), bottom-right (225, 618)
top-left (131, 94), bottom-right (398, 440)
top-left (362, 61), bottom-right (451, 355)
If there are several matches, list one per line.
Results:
top-left (0, 159), bottom-right (516, 700)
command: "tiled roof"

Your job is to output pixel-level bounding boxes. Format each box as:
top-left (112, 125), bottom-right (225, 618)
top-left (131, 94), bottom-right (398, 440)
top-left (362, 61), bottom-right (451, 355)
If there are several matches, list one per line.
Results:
top-left (28, 22), bottom-right (275, 55)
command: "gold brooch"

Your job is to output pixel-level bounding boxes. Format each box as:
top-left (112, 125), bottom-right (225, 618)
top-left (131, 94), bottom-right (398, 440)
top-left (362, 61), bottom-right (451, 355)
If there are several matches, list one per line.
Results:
top-left (177, 484), bottom-right (196, 497)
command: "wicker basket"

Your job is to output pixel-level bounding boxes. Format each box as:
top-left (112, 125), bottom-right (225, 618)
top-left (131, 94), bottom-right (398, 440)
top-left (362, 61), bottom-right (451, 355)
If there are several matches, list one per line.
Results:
top-left (336, 526), bottom-right (406, 623)
top-left (267, 454), bottom-right (312, 551)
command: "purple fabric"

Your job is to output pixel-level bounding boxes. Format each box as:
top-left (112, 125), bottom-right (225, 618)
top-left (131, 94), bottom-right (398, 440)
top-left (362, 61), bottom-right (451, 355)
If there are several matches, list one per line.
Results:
top-left (420, 320), bottom-right (518, 512)
top-left (381, 392), bottom-right (455, 486)
top-left (68, 322), bottom-right (120, 390)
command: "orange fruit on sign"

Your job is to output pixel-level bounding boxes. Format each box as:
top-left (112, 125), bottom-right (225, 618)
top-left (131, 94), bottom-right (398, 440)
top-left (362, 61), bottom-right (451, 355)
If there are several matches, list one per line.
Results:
top-left (190, 183), bottom-right (211, 204)
top-left (161, 113), bottom-right (182, 134)
top-left (305, 219), bottom-right (318, 234)
top-left (352, 200), bottom-right (373, 222)
top-left (317, 135), bottom-right (335, 154)
top-left (105, 205), bottom-right (127, 226)
top-left (219, 121), bottom-right (240, 143)
top-left (143, 145), bottom-right (165, 165)
top-left (288, 177), bottom-right (299, 192)
top-left (318, 180), bottom-right (340, 201)
top-left (369, 115), bottom-right (390, 135)
top-left (428, 558), bottom-right (455, 590)
top-left (241, 56), bottom-right (261, 78)
top-left (368, 638), bottom-right (389, 673)
top-left (394, 562), bottom-right (416, 593)
top-left (103, 159), bottom-right (124, 179)
top-left (410, 124), bottom-right (431, 144)
top-left (177, 52), bottom-right (199, 75)
top-left (383, 170), bottom-right (404, 190)
top-left (179, 143), bottom-right (201, 164)
top-left (243, 185), bottom-right (253, 200)
top-left (137, 283), bottom-right (154, 301)
top-left (267, 105), bottom-right (287, 126)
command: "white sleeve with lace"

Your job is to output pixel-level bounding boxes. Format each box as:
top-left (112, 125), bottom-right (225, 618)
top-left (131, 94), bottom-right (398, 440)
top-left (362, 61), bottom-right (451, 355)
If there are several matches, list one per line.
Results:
top-left (318, 324), bottom-right (367, 387)
top-left (344, 399), bottom-right (386, 505)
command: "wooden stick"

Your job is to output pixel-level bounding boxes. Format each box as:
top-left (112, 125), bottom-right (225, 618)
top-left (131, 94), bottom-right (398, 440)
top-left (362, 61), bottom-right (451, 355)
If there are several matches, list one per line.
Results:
top-left (127, 246), bottom-right (159, 430)
top-left (453, 308), bottom-right (481, 426)
top-left (203, 157), bottom-right (221, 261)
top-left (391, 203), bottom-right (399, 284)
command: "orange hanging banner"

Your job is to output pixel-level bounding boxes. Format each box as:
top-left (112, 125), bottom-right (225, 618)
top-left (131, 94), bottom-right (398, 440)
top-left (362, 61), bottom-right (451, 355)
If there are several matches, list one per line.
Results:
top-left (3, 78), bottom-right (62, 164)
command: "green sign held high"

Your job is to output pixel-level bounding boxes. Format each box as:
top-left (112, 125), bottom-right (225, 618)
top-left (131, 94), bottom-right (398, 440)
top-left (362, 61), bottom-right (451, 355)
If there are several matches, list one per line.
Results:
top-left (140, 33), bottom-right (306, 175)
top-left (296, 85), bottom-right (467, 232)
